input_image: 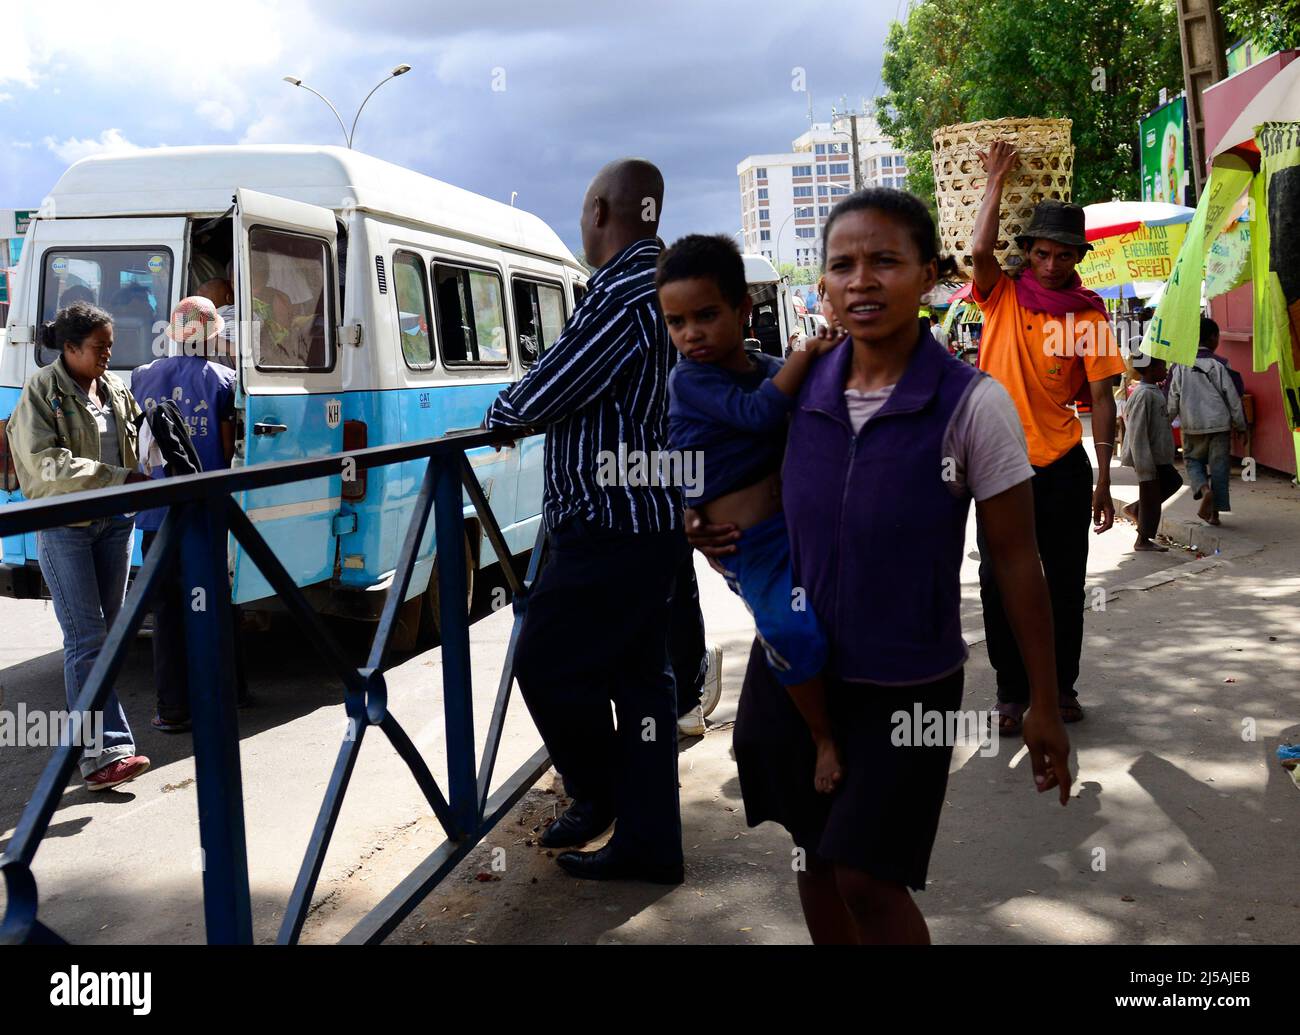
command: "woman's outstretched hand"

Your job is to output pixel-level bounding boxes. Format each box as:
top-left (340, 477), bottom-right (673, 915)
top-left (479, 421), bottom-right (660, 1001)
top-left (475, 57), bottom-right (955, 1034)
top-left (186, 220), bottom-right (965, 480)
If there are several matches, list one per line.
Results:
top-left (1021, 708), bottom-right (1072, 806)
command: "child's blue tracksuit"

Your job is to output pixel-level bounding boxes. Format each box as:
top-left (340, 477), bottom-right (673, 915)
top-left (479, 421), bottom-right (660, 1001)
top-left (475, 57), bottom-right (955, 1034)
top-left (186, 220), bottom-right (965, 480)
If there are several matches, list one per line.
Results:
top-left (668, 354), bottom-right (827, 686)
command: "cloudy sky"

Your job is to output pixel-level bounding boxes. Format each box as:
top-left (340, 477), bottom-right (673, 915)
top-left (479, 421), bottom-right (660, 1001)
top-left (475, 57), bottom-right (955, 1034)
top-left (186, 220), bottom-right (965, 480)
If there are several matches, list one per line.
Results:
top-left (0, 1), bottom-right (902, 254)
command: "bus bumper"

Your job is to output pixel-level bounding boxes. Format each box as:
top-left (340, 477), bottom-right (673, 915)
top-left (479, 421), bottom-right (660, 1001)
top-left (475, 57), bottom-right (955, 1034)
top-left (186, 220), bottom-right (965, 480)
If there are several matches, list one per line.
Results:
top-left (0, 561), bottom-right (44, 600)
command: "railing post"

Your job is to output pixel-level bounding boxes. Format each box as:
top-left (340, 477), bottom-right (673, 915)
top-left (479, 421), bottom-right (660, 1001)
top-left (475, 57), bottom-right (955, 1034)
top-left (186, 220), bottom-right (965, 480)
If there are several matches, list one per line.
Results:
top-left (178, 502), bottom-right (253, 944)
top-left (432, 455), bottom-right (477, 837)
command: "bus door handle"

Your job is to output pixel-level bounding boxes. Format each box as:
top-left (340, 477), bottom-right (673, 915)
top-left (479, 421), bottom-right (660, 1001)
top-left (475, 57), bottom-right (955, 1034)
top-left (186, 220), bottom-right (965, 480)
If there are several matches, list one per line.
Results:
top-left (252, 422), bottom-right (288, 437)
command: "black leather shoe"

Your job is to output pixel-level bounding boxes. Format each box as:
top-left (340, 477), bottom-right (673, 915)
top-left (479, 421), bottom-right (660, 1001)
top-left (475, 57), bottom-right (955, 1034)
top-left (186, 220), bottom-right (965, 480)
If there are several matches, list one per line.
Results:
top-left (539, 800), bottom-right (615, 849)
top-left (556, 844), bottom-right (684, 885)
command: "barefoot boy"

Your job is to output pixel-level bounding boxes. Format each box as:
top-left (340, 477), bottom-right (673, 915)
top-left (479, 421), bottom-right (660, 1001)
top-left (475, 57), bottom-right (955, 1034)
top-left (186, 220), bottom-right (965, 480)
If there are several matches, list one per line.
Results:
top-left (657, 234), bottom-right (841, 793)
top-left (1121, 352), bottom-right (1182, 551)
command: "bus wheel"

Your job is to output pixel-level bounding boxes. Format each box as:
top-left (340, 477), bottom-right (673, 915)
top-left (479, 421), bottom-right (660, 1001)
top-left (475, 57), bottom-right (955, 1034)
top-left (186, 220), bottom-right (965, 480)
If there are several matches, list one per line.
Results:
top-left (417, 530), bottom-right (475, 648)
top-left (388, 594), bottom-right (424, 654)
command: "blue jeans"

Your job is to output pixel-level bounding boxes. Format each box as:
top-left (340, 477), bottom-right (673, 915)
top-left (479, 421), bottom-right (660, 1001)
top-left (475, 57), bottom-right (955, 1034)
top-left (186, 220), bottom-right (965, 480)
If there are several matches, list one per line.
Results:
top-left (36, 517), bottom-right (138, 777)
top-left (1183, 432), bottom-right (1231, 513)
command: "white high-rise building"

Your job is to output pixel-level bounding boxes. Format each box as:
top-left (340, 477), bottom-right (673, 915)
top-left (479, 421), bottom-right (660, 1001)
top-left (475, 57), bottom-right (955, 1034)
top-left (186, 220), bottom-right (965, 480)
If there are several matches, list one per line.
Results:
top-left (737, 119), bottom-right (909, 269)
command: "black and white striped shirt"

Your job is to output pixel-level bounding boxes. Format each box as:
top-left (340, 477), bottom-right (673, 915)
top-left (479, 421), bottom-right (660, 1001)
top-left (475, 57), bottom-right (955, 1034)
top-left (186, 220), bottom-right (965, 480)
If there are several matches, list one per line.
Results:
top-left (485, 237), bottom-right (682, 534)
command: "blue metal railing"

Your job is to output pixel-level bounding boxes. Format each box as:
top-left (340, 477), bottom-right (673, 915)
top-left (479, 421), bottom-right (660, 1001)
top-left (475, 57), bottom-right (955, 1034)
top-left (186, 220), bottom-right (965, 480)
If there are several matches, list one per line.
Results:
top-left (0, 427), bottom-right (549, 945)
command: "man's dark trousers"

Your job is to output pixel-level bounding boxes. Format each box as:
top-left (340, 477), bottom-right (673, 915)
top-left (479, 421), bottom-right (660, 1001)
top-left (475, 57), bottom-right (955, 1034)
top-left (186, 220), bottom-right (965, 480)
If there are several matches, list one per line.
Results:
top-left (668, 550), bottom-right (706, 718)
top-left (977, 442), bottom-right (1093, 704)
top-left (141, 529), bottom-right (248, 722)
top-left (514, 518), bottom-right (688, 867)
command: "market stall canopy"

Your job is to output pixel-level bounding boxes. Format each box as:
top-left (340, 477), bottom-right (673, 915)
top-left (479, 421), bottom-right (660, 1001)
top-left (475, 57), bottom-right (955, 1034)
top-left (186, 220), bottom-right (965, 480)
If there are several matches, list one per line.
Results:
top-left (1094, 279), bottom-right (1165, 301)
top-left (1078, 202), bottom-right (1194, 289)
top-left (1083, 200), bottom-right (1195, 241)
top-left (924, 280), bottom-right (969, 307)
top-left (1210, 57), bottom-right (1300, 158)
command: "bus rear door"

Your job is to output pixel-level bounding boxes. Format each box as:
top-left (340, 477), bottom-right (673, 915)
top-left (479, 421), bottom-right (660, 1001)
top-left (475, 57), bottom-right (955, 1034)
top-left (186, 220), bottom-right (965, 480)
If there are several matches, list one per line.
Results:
top-left (229, 188), bottom-right (345, 605)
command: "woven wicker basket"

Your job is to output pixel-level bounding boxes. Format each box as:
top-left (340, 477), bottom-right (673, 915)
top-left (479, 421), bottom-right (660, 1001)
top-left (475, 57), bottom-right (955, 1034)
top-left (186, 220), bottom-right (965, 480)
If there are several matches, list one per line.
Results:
top-left (932, 117), bottom-right (1074, 274)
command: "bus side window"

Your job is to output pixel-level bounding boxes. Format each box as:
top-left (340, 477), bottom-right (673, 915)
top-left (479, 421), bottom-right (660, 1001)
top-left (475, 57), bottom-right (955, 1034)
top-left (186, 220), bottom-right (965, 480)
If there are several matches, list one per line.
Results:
top-left (513, 279), bottom-right (566, 367)
top-left (249, 227), bottom-right (334, 371)
top-left (432, 262), bottom-right (508, 367)
top-left (393, 250), bottom-right (434, 369)
top-left (512, 279), bottom-right (541, 366)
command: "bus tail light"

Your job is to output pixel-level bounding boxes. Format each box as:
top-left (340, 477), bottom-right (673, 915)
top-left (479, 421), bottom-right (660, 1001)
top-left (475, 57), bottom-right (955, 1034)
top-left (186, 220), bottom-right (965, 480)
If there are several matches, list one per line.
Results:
top-left (0, 419), bottom-right (19, 493)
top-left (342, 420), bottom-right (367, 502)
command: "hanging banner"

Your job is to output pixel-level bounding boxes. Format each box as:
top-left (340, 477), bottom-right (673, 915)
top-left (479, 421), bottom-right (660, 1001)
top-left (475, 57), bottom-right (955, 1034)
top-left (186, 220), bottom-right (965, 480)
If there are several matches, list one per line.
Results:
top-left (1141, 98), bottom-right (1188, 206)
top-left (1227, 40), bottom-right (1276, 76)
top-left (1254, 121), bottom-right (1300, 474)
top-left (1143, 153), bottom-right (1254, 365)
top-left (1078, 223), bottom-right (1188, 289)
top-left (1204, 220), bottom-right (1251, 299)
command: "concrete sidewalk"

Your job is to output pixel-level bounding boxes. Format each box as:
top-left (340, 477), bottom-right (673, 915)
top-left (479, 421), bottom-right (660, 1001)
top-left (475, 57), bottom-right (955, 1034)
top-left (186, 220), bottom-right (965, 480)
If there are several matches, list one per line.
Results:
top-left (359, 440), bottom-right (1300, 946)
top-left (6, 425), bottom-right (1290, 945)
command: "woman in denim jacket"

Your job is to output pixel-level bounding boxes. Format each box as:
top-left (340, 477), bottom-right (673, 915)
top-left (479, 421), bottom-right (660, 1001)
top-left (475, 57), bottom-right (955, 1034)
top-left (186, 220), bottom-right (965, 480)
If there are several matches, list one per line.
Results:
top-left (8, 301), bottom-right (151, 791)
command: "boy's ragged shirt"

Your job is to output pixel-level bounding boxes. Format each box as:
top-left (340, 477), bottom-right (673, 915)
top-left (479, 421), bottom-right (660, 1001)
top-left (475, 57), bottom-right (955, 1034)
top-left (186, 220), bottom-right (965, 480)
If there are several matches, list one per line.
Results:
top-left (1120, 381), bottom-right (1176, 482)
top-left (667, 352), bottom-right (791, 505)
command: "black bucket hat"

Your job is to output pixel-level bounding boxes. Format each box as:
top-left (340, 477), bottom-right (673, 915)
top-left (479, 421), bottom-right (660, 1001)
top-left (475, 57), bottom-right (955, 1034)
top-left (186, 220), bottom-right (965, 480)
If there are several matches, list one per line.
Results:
top-left (1015, 199), bottom-right (1093, 254)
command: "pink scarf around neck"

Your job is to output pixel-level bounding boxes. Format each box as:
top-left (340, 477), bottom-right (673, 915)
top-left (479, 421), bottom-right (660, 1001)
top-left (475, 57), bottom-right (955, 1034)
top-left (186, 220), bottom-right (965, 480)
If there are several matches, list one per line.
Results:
top-left (1012, 265), bottom-right (1108, 318)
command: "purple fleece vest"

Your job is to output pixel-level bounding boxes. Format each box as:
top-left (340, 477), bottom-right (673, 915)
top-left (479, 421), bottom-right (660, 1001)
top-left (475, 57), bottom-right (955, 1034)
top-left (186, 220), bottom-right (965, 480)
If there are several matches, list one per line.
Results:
top-left (783, 325), bottom-right (983, 685)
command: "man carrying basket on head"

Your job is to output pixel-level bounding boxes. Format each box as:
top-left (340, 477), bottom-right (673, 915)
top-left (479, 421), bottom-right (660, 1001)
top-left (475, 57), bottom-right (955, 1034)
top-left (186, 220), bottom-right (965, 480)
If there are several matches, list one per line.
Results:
top-left (970, 140), bottom-right (1126, 735)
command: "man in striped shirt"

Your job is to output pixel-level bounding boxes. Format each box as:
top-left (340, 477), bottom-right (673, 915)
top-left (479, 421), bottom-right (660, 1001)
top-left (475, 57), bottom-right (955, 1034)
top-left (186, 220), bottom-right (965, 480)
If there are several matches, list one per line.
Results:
top-left (485, 158), bottom-right (689, 885)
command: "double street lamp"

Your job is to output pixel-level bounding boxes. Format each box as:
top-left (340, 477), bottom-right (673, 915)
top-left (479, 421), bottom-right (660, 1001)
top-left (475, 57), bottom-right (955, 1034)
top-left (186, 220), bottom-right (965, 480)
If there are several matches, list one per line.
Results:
top-left (282, 64), bottom-right (412, 149)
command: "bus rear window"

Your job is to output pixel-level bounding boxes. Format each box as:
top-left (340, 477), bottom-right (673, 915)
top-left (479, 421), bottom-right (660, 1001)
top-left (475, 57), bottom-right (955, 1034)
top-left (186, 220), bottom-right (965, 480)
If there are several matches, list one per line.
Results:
top-left (37, 248), bottom-right (172, 369)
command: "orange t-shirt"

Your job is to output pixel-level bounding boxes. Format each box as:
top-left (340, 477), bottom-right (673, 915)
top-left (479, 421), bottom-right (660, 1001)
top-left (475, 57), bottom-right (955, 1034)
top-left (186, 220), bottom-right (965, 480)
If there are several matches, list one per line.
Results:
top-left (974, 273), bottom-right (1125, 467)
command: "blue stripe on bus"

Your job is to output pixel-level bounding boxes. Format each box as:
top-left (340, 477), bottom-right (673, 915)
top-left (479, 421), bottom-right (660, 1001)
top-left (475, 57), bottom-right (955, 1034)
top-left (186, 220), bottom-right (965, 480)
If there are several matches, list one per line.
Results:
top-left (333, 382), bottom-right (531, 592)
top-left (0, 379), bottom-right (542, 598)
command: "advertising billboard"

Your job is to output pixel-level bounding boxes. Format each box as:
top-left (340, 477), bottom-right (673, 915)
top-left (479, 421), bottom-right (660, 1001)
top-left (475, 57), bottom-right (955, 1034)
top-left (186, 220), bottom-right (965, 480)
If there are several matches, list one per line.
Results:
top-left (1140, 97), bottom-right (1189, 206)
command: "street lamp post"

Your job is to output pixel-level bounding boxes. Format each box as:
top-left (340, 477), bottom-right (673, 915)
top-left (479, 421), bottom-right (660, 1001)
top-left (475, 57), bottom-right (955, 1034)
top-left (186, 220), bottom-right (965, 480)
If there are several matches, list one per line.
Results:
top-left (283, 64), bottom-right (412, 149)
top-left (830, 107), bottom-right (865, 192)
top-left (773, 209), bottom-right (797, 271)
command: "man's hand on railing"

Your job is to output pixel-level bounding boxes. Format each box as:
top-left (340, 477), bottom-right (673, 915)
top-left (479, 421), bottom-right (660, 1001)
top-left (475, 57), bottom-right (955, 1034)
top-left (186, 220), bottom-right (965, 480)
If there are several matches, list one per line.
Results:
top-left (125, 471), bottom-right (150, 484)
top-left (470, 416), bottom-right (517, 453)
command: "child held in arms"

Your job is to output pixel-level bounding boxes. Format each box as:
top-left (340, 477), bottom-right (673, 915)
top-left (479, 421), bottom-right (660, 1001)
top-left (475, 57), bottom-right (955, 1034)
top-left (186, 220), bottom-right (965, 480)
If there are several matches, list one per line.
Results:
top-left (1121, 351), bottom-right (1182, 552)
top-left (657, 234), bottom-right (842, 793)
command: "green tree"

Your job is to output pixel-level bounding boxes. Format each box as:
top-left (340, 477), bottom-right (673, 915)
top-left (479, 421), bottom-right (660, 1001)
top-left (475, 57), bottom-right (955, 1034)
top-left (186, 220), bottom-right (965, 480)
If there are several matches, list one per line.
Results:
top-left (1222, 0), bottom-right (1300, 52)
top-left (877, 0), bottom-right (1185, 207)
top-left (876, 0), bottom-right (974, 206)
top-left (779, 262), bottom-right (819, 286)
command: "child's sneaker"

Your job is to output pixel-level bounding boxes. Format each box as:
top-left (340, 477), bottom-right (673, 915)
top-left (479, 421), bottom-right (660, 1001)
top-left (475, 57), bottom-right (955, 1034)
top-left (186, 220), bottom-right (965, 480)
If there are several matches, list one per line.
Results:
top-left (677, 704), bottom-right (706, 738)
top-left (84, 755), bottom-right (151, 791)
top-left (699, 644), bottom-right (723, 718)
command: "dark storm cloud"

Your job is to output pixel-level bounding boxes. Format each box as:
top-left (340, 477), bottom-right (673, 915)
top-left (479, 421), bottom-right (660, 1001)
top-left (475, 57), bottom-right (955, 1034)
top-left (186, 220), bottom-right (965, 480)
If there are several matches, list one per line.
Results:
top-left (0, 2), bottom-right (898, 259)
top-left (301, 0), bottom-right (898, 253)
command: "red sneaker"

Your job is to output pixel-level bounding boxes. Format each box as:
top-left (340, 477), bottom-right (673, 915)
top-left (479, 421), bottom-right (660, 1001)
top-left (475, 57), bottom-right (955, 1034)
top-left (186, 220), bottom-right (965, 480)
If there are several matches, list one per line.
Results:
top-left (84, 755), bottom-right (151, 791)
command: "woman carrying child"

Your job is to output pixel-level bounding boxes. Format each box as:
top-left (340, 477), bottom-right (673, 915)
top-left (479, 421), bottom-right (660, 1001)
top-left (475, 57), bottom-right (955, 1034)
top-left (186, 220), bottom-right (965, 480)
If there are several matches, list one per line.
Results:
top-left (688, 189), bottom-right (1072, 944)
